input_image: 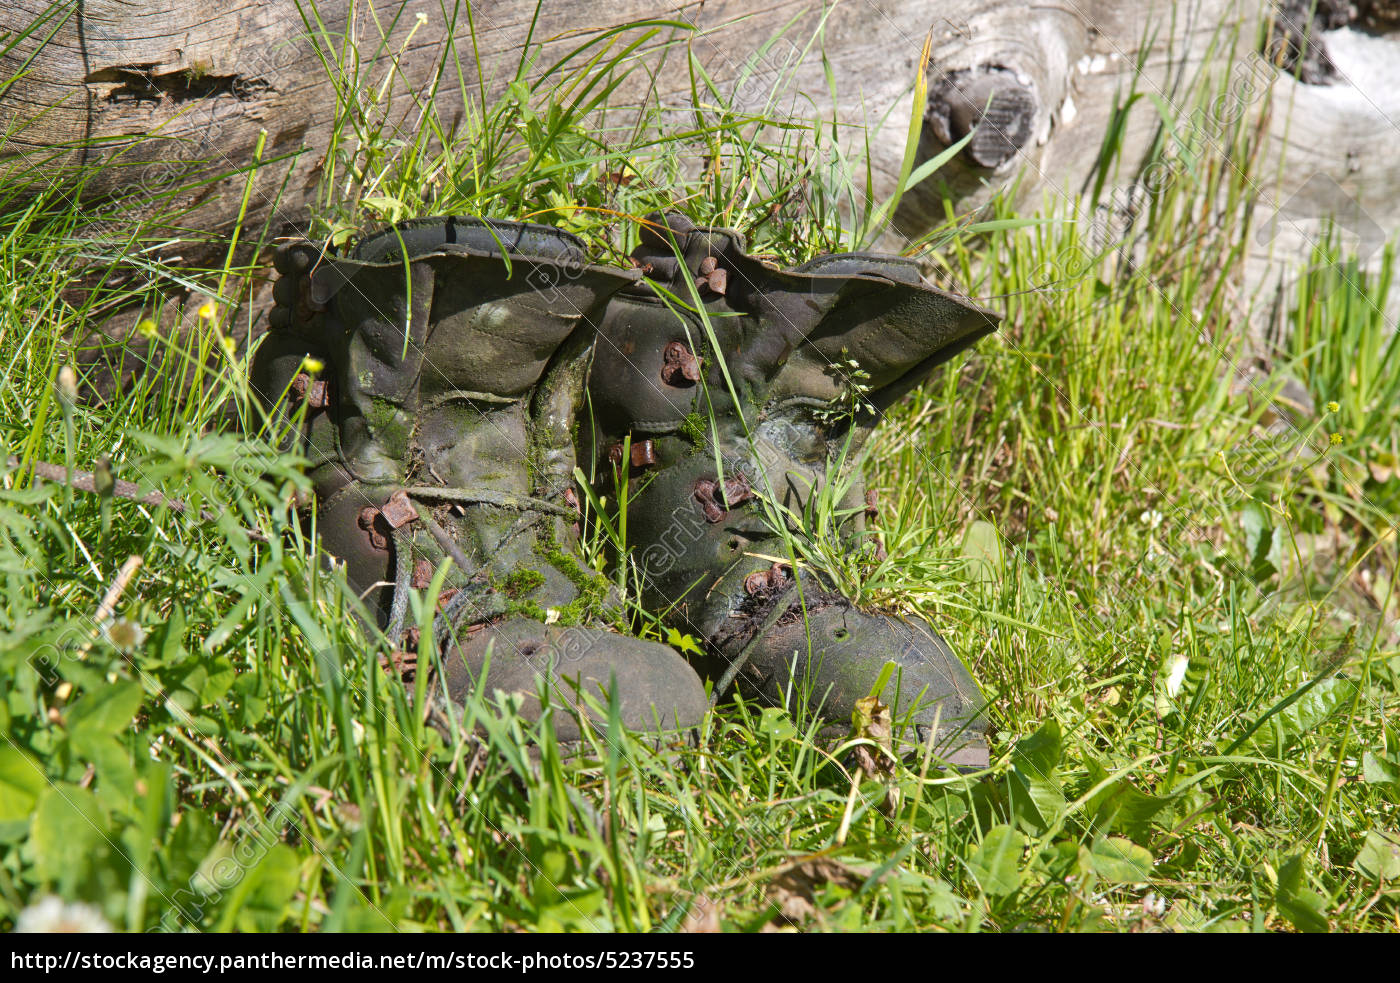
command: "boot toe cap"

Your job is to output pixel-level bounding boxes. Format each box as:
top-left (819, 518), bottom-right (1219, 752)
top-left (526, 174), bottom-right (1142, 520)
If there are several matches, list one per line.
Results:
top-left (747, 600), bottom-right (990, 761)
top-left (443, 619), bottom-right (708, 742)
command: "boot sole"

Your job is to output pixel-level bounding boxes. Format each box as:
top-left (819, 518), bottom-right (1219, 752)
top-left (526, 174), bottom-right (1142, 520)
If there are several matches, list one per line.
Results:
top-left (816, 723), bottom-right (991, 773)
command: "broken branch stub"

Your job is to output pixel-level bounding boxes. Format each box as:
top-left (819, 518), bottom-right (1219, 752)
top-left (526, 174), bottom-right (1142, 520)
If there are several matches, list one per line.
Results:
top-left (926, 65), bottom-right (1038, 170)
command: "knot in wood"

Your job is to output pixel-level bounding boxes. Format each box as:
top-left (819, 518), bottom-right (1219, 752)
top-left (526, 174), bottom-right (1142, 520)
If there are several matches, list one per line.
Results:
top-left (926, 65), bottom-right (1037, 169)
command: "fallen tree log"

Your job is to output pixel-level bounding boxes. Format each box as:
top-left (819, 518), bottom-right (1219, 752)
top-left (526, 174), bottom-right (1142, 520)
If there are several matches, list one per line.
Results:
top-left (1, 1), bottom-right (1397, 318)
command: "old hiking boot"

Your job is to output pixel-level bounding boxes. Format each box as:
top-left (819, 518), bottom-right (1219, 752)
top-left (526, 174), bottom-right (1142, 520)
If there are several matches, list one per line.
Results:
top-left (584, 212), bottom-right (1000, 766)
top-left (253, 216), bottom-right (707, 744)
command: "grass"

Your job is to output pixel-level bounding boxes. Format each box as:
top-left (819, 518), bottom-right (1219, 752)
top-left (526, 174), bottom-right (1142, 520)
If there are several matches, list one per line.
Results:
top-left (1, 1), bottom-right (1398, 932)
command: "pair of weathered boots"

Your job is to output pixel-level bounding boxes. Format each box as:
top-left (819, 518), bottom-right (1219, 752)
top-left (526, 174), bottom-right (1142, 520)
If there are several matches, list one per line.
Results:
top-left (253, 213), bottom-right (999, 766)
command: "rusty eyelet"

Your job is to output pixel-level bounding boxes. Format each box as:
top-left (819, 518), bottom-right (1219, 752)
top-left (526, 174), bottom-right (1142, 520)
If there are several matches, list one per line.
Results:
top-left (695, 256), bottom-right (727, 294)
top-left (378, 490), bottom-right (418, 529)
top-left (661, 341), bottom-right (701, 386)
top-left (608, 439), bottom-right (657, 470)
top-left (357, 507), bottom-right (391, 551)
top-left (692, 472), bottom-right (752, 522)
top-left (744, 562), bottom-right (790, 596)
top-left (291, 373), bottom-right (329, 409)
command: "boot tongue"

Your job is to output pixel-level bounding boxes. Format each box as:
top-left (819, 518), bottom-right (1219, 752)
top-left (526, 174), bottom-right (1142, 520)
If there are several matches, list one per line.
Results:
top-left (632, 211), bottom-right (756, 293)
top-left (610, 213), bottom-right (1001, 430)
top-left (628, 214), bottom-right (998, 391)
top-left (637, 211), bottom-right (697, 247)
top-left (754, 266), bottom-right (999, 411)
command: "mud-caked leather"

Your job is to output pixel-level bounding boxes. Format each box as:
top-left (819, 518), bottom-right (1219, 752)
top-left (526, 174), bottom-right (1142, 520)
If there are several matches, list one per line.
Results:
top-left (253, 216), bottom-right (707, 741)
top-left (584, 212), bottom-right (1000, 765)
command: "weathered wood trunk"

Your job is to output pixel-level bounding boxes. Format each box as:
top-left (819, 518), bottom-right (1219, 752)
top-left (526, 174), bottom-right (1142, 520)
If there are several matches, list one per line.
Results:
top-left (2, 1), bottom-right (1398, 316)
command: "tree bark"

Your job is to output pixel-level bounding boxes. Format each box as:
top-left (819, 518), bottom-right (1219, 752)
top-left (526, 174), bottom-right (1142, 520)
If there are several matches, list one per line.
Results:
top-left (2, 1), bottom-right (1398, 315)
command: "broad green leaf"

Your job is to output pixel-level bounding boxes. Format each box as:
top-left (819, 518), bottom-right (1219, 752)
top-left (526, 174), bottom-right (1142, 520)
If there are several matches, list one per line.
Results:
top-left (66, 679), bottom-right (143, 738)
top-left (157, 604), bottom-right (186, 666)
top-left (1276, 853), bottom-right (1305, 895)
top-left (758, 707), bottom-right (797, 742)
top-left (166, 808), bottom-right (219, 890)
top-left (968, 825), bottom-right (1024, 897)
top-left (199, 657), bottom-right (236, 705)
top-left (1012, 719), bottom-right (1063, 777)
top-left (71, 732), bottom-right (137, 810)
top-left (1085, 761), bottom-right (1172, 843)
top-left (1277, 890), bottom-right (1330, 933)
top-left (240, 844), bottom-right (302, 932)
top-left (215, 843), bottom-right (302, 933)
top-left (359, 196), bottom-right (407, 222)
top-left (1008, 719), bottom-right (1064, 831)
top-left (1244, 677), bottom-right (1353, 752)
top-left (1362, 750), bottom-right (1400, 786)
top-left (30, 784), bottom-right (106, 883)
top-left (922, 877), bottom-right (964, 922)
top-left (1204, 918), bottom-right (1253, 933)
top-left (1355, 831), bottom-right (1400, 881)
top-left (960, 519), bottom-right (1003, 582)
top-left (664, 627), bottom-right (703, 657)
top-left (1240, 501), bottom-right (1282, 579)
top-left (1089, 836), bottom-right (1155, 883)
top-left (1275, 854), bottom-right (1330, 933)
top-left (0, 745), bottom-right (45, 840)
top-left (1274, 677), bottom-right (1353, 739)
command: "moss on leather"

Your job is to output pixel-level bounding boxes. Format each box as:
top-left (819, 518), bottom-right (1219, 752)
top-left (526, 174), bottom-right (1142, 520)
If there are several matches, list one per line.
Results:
top-left (531, 524), bottom-right (611, 626)
top-left (496, 567), bottom-right (546, 599)
top-left (679, 412), bottom-right (707, 450)
top-left (366, 397), bottom-right (410, 459)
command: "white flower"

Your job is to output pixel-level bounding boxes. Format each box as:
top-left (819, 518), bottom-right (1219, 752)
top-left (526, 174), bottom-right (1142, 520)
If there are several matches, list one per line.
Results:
top-left (1139, 509), bottom-right (1164, 529)
top-left (13, 896), bottom-right (112, 933)
top-left (102, 617), bottom-right (146, 652)
top-left (1164, 654), bottom-right (1190, 697)
top-left (57, 366), bottom-right (78, 404)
